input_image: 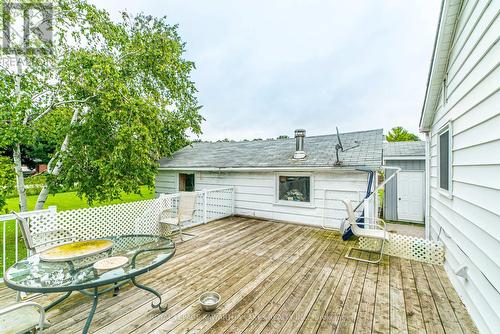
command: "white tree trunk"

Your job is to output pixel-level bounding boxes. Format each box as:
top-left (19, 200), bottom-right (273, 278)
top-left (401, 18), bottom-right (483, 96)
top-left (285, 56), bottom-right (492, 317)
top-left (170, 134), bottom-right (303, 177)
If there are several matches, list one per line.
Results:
top-left (13, 143), bottom-right (27, 212)
top-left (13, 56), bottom-right (28, 212)
top-left (34, 109), bottom-right (79, 210)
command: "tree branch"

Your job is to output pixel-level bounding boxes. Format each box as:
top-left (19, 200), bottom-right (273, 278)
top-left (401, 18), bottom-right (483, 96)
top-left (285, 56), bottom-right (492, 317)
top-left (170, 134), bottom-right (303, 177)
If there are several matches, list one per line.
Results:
top-left (31, 95), bottom-right (95, 123)
top-left (36, 108), bottom-right (81, 210)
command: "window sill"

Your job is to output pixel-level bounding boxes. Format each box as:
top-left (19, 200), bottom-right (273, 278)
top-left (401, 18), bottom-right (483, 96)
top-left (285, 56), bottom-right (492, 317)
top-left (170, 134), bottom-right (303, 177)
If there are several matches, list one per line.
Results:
top-left (438, 188), bottom-right (453, 199)
top-left (273, 201), bottom-right (315, 209)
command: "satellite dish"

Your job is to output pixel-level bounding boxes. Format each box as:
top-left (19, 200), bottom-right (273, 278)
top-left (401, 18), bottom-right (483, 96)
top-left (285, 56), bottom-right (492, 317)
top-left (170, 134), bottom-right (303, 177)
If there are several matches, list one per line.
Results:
top-left (334, 127), bottom-right (361, 166)
top-left (336, 126), bottom-right (343, 152)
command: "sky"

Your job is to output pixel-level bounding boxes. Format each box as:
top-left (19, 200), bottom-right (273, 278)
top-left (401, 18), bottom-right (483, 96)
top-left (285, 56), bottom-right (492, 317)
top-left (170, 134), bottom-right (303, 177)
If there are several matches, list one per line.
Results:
top-left (91, 0), bottom-right (441, 141)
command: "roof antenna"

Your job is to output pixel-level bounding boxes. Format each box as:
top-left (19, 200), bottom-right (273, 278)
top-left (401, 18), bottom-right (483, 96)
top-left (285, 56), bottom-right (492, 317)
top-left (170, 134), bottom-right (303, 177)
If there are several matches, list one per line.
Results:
top-left (334, 127), bottom-right (360, 166)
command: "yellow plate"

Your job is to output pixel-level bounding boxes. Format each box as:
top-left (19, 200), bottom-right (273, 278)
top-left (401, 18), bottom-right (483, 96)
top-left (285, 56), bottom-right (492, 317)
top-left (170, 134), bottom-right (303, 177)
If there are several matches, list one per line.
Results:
top-left (40, 239), bottom-right (114, 262)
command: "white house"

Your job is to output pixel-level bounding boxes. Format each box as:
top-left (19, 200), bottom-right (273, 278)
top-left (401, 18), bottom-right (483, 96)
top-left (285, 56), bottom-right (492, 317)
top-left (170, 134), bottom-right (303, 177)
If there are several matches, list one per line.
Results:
top-left (420, 0), bottom-right (500, 332)
top-left (156, 129), bottom-right (383, 228)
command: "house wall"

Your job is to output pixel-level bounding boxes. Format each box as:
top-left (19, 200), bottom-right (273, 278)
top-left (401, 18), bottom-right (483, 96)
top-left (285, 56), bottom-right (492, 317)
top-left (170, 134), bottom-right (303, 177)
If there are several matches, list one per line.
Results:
top-left (384, 159), bottom-right (425, 221)
top-left (156, 170), bottom-right (370, 228)
top-left (428, 0), bottom-right (500, 332)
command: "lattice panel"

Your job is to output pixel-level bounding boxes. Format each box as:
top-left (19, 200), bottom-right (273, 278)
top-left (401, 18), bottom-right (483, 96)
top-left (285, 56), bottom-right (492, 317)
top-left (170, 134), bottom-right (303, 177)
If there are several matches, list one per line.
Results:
top-left (53, 198), bottom-right (163, 241)
top-left (206, 188), bottom-right (233, 221)
top-left (25, 188), bottom-right (234, 247)
top-left (358, 233), bottom-right (444, 265)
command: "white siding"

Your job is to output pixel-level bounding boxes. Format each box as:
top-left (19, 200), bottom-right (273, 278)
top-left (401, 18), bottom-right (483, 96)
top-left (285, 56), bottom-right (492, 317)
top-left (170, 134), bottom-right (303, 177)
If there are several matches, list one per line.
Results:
top-left (156, 170), bottom-right (369, 228)
top-left (155, 172), bottom-right (176, 193)
top-left (428, 0), bottom-right (500, 332)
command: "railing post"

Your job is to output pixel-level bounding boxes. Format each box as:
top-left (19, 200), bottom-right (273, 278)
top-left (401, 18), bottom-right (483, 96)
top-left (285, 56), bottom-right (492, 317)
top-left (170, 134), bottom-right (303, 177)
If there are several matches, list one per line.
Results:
top-left (231, 187), bottom-right (235, 215)
top-left (203, 190), bottom-right (207, 224)
top-left (2, 220), bottom-right (6, 279)
top-left (14, 215), bottom-right (18, 265)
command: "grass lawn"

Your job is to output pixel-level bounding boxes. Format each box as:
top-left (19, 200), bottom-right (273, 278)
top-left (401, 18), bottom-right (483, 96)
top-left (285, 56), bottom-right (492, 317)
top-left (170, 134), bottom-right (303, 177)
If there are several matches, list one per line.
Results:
top-left (3, 186), bottom-right (155, 212)
top-left (1, 186), bottom-right (155, 277)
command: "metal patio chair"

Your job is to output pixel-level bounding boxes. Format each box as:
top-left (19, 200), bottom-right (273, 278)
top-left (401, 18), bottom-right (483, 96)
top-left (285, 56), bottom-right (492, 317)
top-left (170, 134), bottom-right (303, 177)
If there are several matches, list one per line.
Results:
top-left (158, 192), bottom-right (197, 242)
top-left (0, 302), bottom-right (50, 333)
top-left (11, 211), bottom-right (78, 301)
top-left (341, 200), bottom-right (389, 264)
top-left (12, 211), bottom-right (77, 255)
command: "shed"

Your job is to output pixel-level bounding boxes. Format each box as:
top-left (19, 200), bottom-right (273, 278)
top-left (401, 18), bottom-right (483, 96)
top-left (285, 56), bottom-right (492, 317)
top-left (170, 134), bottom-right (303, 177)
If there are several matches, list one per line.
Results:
top-left (383, 141), bottom-right (425, 222)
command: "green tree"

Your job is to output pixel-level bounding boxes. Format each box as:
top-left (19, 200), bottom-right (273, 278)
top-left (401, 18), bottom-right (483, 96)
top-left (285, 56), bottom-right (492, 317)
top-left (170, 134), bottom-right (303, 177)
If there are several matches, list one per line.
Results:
top-left (386, 127), bottom-right (420, 142)
top-left (0, 157), bottom-right (16, 212)
top-left (0, 1), bottom-right (202, 211)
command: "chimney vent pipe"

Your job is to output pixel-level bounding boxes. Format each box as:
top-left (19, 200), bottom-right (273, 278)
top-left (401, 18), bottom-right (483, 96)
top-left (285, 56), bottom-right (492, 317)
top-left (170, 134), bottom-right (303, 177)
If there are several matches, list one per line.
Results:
top-left (294, 129), bottom-right (306, 159)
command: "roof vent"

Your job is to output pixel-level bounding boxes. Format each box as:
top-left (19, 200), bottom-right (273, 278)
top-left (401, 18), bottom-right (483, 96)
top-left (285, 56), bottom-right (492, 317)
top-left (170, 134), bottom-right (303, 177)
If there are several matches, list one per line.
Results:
top-left (293, 129), bottom-right (306, 159)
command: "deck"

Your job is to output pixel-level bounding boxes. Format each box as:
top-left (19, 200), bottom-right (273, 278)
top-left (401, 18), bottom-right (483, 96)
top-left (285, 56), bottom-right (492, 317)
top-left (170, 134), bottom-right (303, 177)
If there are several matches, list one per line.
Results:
top-left (0, 216), bottom-right (477, 333)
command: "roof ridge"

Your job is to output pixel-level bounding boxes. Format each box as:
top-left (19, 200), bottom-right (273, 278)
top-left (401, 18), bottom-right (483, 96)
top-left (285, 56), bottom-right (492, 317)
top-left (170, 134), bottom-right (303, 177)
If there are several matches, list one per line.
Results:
top-left (193, 128), bottom-right (383, 145)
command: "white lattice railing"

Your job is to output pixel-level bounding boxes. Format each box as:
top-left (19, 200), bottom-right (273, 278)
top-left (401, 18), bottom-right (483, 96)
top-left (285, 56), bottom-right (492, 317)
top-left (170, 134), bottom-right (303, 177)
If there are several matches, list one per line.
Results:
top-left (0, 187), bottom-right (234, 280)
top-left (358, 233), bottom-right (445, 265)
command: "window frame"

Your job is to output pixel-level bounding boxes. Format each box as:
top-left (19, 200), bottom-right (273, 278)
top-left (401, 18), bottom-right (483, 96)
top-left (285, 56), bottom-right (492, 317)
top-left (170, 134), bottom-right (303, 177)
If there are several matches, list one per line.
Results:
top-left (177, 172), bottom-right (196, 192)
top-left (274, 172), bottom-right (315, 208)
top-left (437, 122), bottom-right (452, 198)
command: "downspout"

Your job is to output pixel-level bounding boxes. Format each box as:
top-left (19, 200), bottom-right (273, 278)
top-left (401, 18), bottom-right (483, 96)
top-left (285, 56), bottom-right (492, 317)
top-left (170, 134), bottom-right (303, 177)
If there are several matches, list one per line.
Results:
top-left (424, 132), bottom-right (431, 239)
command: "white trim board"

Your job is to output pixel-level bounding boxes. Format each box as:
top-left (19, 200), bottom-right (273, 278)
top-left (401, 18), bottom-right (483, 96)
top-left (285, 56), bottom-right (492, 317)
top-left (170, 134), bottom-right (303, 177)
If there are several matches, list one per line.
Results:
top-left (383, 156), bottom-right (425, 161)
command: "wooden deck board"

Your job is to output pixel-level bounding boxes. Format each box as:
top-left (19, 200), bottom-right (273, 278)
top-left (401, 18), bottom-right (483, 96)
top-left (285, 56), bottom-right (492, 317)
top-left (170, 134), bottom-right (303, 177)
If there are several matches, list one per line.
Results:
top-left (411, 260), bottom-right (445, 334)
top-left (241, 232), bottom-right (333, 334)
top-left (297, 239), bottom-right (350, 334)
top-left (372, 253), bottom-right (390, 334)
top-left (208, 230), bottom-right (325, 334)
top-left (400, 258), bottom-right (425, 334)
top-left (0, 216), bottom-right (477, 334)
top-left (353, 253), bottom-right (379, 334)
top-left (389, 256), bottom-right (408, 334)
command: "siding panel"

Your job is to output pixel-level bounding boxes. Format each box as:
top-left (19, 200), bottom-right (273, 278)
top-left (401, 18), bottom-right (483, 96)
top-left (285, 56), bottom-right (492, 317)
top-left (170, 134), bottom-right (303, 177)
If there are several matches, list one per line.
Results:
top-left (156, 170), bottom-right (369, 228)
top-left (447, 0), bottom-right (499, 92)
top-left (428, 3), bottom-right (500, 332)
top-left (453, 164), bottom-right (500, 190)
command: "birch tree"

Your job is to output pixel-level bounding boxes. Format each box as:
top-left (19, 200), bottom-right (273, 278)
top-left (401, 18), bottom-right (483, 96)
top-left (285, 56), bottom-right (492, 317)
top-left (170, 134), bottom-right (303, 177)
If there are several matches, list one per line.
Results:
top-left (0, 0), bottom-right (202, 211)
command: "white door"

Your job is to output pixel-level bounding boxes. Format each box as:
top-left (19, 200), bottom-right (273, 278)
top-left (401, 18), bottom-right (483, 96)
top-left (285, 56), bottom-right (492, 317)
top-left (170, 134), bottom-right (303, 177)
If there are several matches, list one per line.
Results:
top-left (397, 171), bottom-right (424, 222)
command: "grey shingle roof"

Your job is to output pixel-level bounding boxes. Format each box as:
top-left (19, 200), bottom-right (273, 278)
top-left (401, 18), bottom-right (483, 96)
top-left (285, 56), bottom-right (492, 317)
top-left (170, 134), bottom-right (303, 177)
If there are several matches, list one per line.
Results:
top-left (159, 129), bottom-right (383, 170)
top-left (383, 141), bottom-right (425, 157)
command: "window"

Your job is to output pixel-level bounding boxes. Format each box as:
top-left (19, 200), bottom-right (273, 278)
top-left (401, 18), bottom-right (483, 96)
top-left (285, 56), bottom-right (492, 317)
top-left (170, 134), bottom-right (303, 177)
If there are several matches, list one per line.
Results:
top-left (278, 175), bottom-right (311, 203)
top-left (438, 129), bottom-right (450, 191)
top-left (179, 173), bottom-right (195, 191)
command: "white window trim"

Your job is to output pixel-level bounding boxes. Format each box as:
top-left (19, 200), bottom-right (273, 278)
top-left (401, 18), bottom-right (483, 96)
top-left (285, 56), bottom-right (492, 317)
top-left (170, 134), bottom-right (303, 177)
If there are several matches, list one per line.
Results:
top-left (437, 122), bottom-right (453, 198)
top-left (274, 172), bottom-right (315, 208)
top-left (176, 172), bottom-right (196, 192)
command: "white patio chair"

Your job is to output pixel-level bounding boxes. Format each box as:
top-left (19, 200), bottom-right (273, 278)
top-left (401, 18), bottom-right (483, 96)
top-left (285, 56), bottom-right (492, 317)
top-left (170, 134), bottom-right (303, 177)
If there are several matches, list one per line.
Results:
top-left (158, 192), bottom-right (197, 242)
top-left (0, 301), bottom-right (50, 333)
top-left (341, 200), bottom-right (389, 264)
top-left (12, 211), bottom-right (77, 255)
top-left (12, 211), bottom-right (77, 301)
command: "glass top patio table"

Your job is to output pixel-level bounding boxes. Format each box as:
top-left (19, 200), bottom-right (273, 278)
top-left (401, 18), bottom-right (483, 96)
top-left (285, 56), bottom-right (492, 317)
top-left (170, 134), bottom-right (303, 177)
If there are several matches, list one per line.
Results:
top-left (4, 235), bottom-right (176, 293)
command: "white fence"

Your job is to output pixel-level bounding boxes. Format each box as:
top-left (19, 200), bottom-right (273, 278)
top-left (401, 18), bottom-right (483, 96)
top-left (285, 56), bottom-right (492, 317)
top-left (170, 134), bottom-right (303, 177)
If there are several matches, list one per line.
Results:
top-left (0, 187), bottom-right (234, 279)
top-left (359, 233), bottom-right (445, 265)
